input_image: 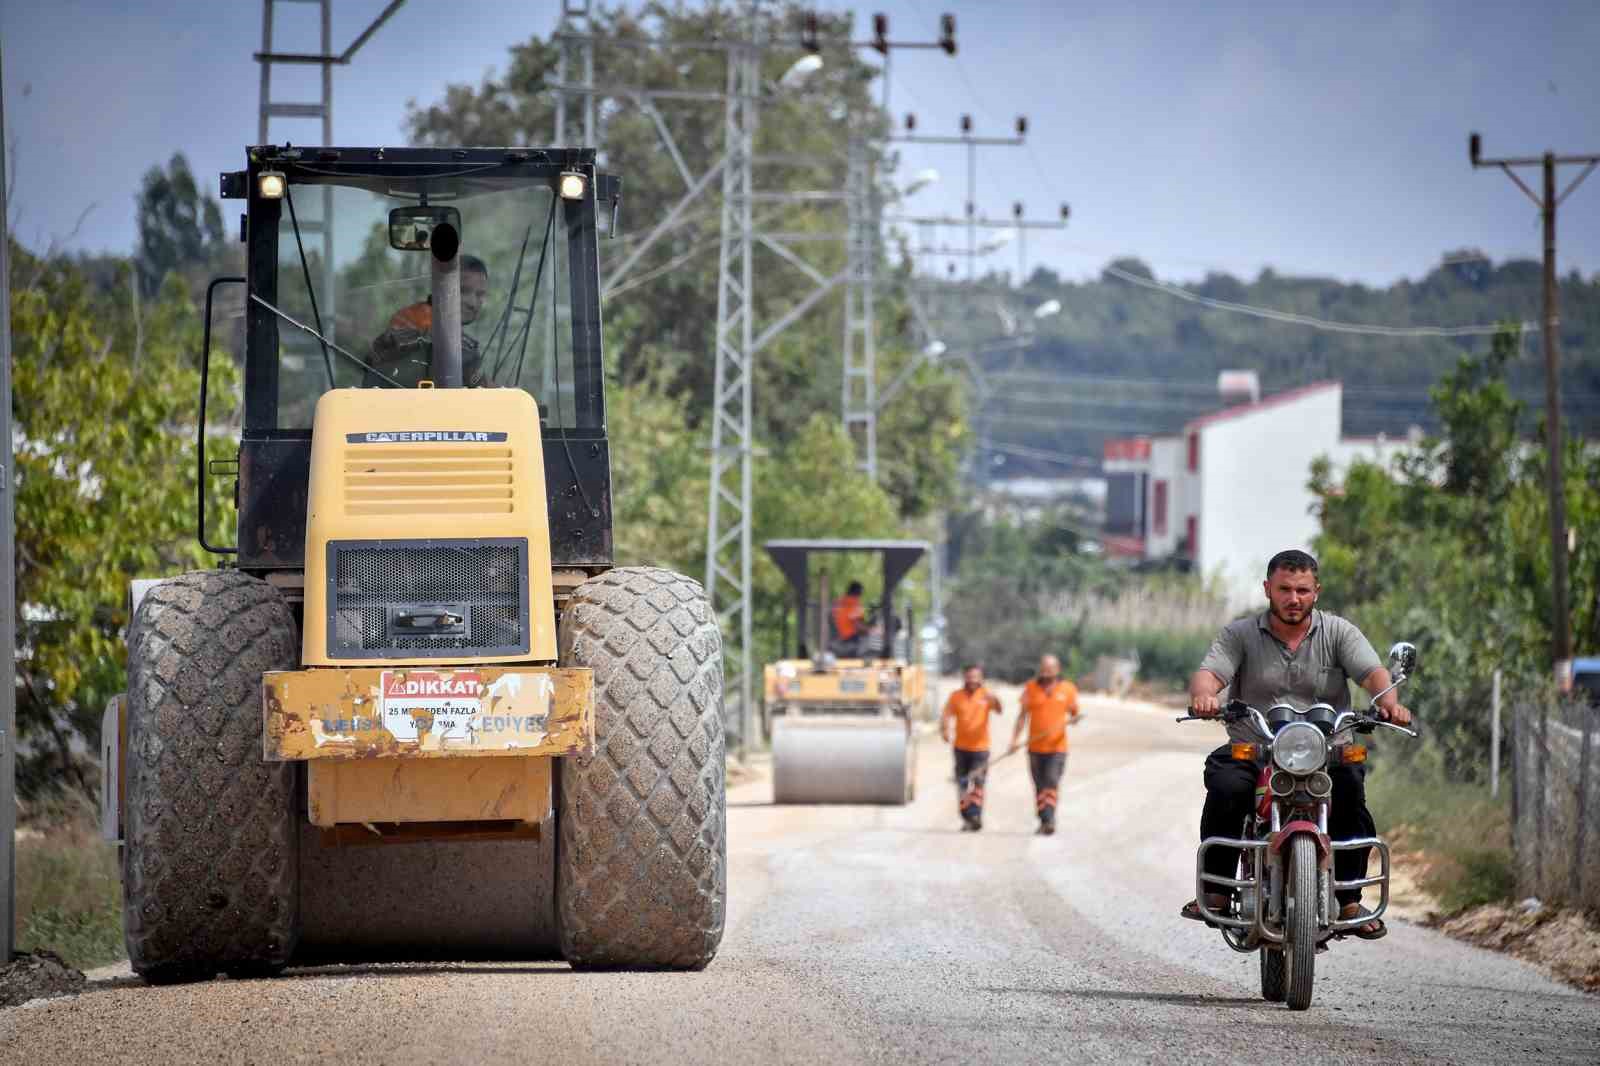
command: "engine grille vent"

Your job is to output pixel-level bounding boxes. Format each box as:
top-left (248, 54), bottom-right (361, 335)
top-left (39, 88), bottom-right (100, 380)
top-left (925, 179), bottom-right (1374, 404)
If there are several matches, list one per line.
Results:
top-left (343, 446), bottom-right (514, 516)
top-left (327, 539), bottom-right (529, 658)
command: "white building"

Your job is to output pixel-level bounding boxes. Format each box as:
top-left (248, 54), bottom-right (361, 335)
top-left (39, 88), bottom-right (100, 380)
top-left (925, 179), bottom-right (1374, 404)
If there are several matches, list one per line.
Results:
top-left (1102, 381), bottom-right (1413, 606)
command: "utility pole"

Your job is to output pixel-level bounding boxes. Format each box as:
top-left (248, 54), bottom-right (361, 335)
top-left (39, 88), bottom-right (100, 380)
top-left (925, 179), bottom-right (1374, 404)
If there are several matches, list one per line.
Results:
top-left (0, 44), bottom-right (16, 966)
top-left (892, 205), bottom-right (1068, 285)
top-left (843, 13), bottom-right (956, 477)
top-left (255, 0), bottom-right (406, 357)
top-left (551, 6), bottom-right (864, 755)
top-left (893, 113), bottom-right (1027, 281)
top-left (1472, 133), bottom-right (1600, 691)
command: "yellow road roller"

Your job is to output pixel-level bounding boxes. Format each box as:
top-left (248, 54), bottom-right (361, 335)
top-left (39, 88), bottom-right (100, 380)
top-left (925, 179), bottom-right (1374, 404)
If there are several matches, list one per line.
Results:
top-left (99, 144), bottom-right (724, 981)
top-left (761, 540), bottom-right (930, 804)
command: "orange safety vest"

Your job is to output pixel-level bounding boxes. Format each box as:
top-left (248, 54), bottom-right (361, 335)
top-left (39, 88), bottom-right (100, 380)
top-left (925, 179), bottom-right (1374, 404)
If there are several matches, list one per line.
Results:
top-left (1021, 678), bottom-right (1079, 754)
top-left (945, 686), bottom-right (1000, 752)
top-left (832, 594), bottom-right (864, 640)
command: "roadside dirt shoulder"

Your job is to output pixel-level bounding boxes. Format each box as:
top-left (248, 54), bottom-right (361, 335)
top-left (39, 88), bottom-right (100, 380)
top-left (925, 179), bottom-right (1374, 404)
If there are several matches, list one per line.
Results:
top-left (1430, 904), bottom-right (1600, 993)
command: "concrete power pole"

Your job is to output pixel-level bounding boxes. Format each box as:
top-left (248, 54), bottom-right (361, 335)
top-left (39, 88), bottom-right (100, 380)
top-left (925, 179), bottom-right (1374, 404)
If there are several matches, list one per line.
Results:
top-left (0, 43), bottom-right (16, 966)
top-left (1472, 133), bottom-right (1600, 690)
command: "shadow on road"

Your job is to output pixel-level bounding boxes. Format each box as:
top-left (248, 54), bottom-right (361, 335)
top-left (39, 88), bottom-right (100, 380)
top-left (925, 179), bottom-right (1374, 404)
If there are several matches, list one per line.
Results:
top-left (983, 986), bottom-right (1264, 1009)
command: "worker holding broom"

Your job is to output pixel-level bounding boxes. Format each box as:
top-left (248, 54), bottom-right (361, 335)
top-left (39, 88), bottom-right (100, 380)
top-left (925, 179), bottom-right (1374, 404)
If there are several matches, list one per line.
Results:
top-left (1007, 654), bottom-right (1080, 835)
top-left (941, 664), bottom-right (1002, 832)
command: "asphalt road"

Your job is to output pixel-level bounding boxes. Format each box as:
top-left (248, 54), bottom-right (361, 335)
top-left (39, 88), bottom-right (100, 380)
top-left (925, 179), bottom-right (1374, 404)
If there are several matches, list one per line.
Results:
top-left (4, 687), bottom-right (1597, 1065)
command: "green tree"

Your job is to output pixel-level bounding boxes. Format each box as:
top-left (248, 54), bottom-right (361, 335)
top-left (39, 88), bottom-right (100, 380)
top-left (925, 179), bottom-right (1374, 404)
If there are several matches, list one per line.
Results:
top-left (10, 243), bottom-right (238, 800)
top-left (403, 2), bottom-right (967, 521)
top-left (135, 153), bottom-right (226, 298)
top-left (1310, 326), bottom-right (1600, 774)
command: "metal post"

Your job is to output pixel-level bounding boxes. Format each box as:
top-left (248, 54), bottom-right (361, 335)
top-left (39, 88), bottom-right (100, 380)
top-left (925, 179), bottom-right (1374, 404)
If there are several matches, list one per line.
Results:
top-left (1536, 700), bottom-right (1549, 895)
top-left (1541, 154), bottom-right (1572, 688)
top-left (707, 31), bottom-right (758, 761)
top-left (257, 0), bottom-right (273, 143)
top-left (1575, 703), bottom-right (1593, 900)
top-left (1491, 667), bottom-right (1502, 798)
top-left (319, 0), bottom-right (336, 343)
top-left (842, 129), bottom-right (877, 476)
top-left (966, 139), bottom-right (976, 282)
top-left (0, 49), bottom-right (17, 965)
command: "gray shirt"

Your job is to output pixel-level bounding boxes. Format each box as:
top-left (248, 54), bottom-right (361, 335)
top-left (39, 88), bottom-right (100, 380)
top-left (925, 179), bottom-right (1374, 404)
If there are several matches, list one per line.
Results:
top-left (1198, 609), bottom-right (1382, 744)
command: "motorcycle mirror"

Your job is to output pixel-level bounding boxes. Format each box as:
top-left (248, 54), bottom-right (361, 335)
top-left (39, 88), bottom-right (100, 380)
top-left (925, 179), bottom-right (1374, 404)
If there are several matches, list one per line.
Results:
top-left (1387, 641), bottom-right (1418, 679)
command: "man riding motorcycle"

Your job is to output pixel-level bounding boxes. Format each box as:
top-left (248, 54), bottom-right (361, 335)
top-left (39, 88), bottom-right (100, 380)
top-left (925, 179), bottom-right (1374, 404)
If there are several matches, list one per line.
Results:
top-left (1181, 549), bottom-right (1412, 939)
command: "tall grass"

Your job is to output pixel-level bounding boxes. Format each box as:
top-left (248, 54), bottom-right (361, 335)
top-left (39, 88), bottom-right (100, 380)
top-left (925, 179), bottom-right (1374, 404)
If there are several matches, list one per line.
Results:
top-left (1367, 743), bottom-right (1515, 914)
top-left (14, 798), bottom-right (125, 970)
top-left (1042, 579), bottom-right (1236, 635)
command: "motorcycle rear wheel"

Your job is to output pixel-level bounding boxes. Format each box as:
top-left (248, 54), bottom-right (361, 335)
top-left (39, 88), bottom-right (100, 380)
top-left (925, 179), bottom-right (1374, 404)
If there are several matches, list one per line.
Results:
top-left (1259, 947), bottom-right (1287, 1001)
top-left (1285, 835), bottom-right (1318, 1010)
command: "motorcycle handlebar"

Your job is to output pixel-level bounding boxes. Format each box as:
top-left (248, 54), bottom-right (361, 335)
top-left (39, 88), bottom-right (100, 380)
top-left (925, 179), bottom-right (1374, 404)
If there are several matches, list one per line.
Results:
top-left (1176, 708), bottom-right (1420, 740)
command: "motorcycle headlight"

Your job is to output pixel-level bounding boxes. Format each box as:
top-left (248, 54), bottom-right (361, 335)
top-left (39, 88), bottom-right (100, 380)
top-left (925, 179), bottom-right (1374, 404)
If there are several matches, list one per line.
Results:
top-left (1272, 722), bottom-right (1328, 775)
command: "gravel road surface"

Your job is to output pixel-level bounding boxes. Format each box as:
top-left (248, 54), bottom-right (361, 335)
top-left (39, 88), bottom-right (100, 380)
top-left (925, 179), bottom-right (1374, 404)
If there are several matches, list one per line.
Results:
top-left (4, 686), bottom-right (1596, 1064)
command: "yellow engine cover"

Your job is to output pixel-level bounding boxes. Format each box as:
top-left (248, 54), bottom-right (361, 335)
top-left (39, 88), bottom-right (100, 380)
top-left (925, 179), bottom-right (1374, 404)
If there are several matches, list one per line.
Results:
top-left (301, 387), bottom-right (557, 666)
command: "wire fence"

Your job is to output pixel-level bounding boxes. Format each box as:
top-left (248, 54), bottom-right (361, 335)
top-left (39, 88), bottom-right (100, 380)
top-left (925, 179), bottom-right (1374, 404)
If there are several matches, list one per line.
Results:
top-left (1511, 695), bottom-right (1600, 909)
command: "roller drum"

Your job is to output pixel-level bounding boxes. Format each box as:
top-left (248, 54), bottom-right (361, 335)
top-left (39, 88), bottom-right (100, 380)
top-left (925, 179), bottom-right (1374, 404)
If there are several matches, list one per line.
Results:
top-left (771, 717), bottom-right (913, 805)
top-left (294, 822), bottom-right (560, 961)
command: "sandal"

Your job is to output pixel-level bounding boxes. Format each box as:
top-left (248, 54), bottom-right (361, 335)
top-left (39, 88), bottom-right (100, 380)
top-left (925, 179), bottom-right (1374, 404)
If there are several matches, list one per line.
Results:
top-left (1339, 904), bottom-right (1387, 940)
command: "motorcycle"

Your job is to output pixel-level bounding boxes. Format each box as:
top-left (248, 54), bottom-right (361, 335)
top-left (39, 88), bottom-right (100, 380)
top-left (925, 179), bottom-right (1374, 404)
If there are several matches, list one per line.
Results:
top-left (1177, 641), bottom-right (1419, 1011)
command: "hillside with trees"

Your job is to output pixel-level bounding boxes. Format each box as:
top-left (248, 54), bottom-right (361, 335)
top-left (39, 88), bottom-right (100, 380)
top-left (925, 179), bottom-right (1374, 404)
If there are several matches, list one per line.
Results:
top-left (926, 256), bottom-right (1600, 477)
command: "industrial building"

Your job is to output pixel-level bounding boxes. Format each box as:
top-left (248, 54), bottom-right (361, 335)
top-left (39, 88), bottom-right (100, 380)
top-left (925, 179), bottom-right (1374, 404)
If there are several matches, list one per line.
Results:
top-left (1102, 380), bottom-right (1415, 606)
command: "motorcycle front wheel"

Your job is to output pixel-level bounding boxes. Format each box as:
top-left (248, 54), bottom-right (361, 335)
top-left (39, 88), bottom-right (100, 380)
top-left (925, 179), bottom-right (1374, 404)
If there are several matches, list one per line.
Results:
top-left (1285, 834), bottom-right (1319, 1010)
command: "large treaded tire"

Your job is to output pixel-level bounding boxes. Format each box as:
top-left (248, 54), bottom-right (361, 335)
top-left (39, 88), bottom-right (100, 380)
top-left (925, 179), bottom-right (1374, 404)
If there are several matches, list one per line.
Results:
top-left (1285, 836), bottom-right (1319, 1010)
top-left (556, 567), bottom-right (726, 970)
top-left (123, 570), bottom-right (300, 984)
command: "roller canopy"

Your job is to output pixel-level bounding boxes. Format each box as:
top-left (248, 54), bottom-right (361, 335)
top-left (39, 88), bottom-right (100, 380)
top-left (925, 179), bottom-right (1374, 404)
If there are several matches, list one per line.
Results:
top-left (763, 540), bottom-right (929, 657)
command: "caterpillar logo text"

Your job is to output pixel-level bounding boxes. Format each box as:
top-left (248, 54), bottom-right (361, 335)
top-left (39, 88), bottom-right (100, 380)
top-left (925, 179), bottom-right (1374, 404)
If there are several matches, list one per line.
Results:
top-left (345, 430), bottom-right (509, 444)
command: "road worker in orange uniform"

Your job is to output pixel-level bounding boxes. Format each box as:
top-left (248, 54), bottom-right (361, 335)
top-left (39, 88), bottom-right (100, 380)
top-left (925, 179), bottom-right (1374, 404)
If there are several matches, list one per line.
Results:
top-left (830, 581), bottom-right (868, 656)
top-left (1007, 653), bottom-right (1080, 835)
top-left (941, 664), bottom-right (1003, 832)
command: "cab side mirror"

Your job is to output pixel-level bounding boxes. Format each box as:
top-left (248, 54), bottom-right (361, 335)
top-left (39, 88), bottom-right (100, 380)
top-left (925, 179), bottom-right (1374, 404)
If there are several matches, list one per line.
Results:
top-left (390, 205), bottom-right (462, 251)
top-left (1387, 642), bottom-right (1418, 680)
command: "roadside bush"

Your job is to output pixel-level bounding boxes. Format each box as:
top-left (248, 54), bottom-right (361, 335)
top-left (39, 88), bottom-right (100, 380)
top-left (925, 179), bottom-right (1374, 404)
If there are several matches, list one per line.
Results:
top-left (1367, 743), bottom-right (1515, 914)
top-left (946, 612), bottom-right (1212, 689)
top-left (15, 799), bottom-right (124, 970)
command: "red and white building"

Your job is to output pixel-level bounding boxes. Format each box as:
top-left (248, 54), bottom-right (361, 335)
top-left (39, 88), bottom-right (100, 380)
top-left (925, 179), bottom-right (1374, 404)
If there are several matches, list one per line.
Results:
top-left (1102, 381), bottom-right (1413, 606)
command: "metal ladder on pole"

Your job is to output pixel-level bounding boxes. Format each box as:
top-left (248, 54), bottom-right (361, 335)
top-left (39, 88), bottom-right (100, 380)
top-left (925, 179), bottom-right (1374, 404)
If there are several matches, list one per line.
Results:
top-left (256, 0), bottom-right (339, 349)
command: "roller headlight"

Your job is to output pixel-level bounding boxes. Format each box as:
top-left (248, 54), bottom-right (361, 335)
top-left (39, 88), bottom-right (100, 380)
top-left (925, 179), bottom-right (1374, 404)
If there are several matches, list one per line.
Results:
top-left (558, 172), bottom-right (587, 200)
top-left (1272, 722), bottom-right (1327, 775)
top-left (257, 170), bottom-right (287, 200)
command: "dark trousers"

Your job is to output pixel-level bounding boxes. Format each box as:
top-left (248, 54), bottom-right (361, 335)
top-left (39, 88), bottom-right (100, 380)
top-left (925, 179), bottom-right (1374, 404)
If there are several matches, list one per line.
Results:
top-left (1199, 745), bottom-right (1375, 906)
top-left (954, 749), bottom-right (989, 820)
top-left (1029, 752), bottom-right (1066, 825)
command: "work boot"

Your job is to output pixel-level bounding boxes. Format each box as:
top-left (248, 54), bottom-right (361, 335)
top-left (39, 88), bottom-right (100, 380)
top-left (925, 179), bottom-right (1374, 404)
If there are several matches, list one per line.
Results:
top-left (970, 816), bottom-right (983, 833)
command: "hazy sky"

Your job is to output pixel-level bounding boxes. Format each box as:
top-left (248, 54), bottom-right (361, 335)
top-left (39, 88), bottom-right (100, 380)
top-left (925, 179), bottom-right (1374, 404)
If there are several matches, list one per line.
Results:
top-left (5, 0), bottom-right (1599, 286)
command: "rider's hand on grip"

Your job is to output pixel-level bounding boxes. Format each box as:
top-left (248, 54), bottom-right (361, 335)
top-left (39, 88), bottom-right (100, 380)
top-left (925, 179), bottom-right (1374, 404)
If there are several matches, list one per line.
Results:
top-left (1190, 693), bottom-right (1223, 718)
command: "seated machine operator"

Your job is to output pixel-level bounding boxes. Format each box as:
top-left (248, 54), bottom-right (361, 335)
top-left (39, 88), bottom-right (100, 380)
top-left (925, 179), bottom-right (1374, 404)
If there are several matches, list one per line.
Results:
top-left (365, 254), bottom-right (491, 388)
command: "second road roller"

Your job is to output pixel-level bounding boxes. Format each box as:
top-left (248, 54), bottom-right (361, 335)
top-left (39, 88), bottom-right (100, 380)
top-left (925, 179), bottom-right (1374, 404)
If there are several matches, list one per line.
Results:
top-left (761, 540), bottom-right (931, 804)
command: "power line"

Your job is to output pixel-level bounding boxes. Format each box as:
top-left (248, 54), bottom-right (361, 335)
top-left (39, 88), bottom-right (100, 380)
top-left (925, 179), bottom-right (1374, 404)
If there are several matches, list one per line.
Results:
top-left (1102, 264), bottom-right (1532, 339)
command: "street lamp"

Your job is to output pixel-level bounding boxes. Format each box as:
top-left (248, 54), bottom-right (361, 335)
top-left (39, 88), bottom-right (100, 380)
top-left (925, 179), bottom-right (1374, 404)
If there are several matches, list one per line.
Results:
top-left (902, 167), bottom-right (940, 197)
top-left (779, 53), bottom-right (823, 88)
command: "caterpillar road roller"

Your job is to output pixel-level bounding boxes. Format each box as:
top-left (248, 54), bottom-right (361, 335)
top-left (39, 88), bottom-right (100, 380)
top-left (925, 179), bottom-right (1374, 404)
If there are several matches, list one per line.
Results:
top-left (98, 145), bottom-right (726, 981)
top-left (761, 540), bottom-right (929, 804)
